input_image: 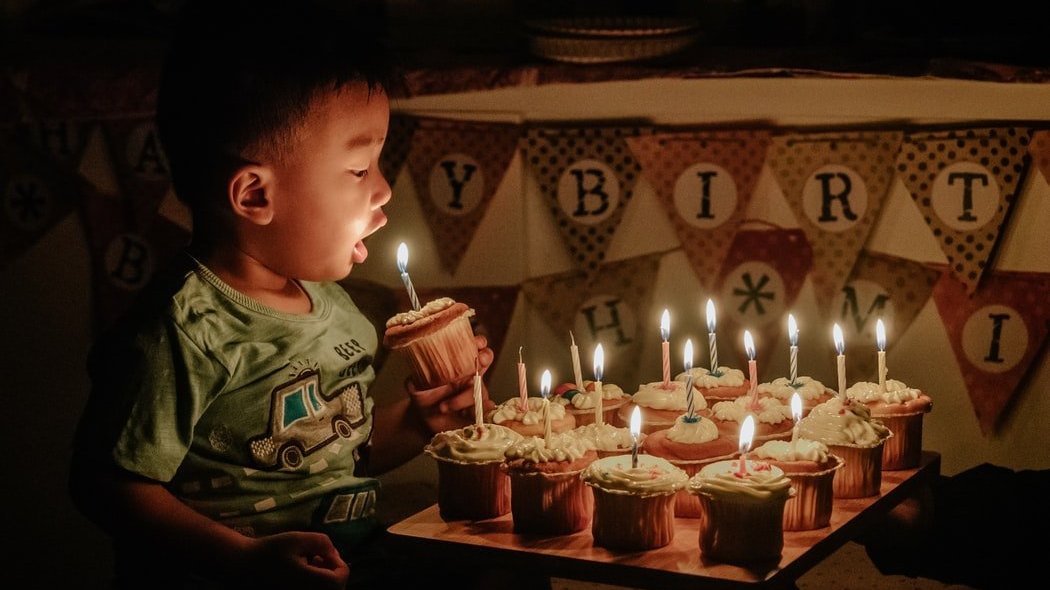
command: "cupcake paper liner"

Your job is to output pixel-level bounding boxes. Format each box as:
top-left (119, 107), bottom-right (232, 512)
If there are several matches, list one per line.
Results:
top-left (433, 456), bottom-right (510, 521)
top-left (828, 433), bottom-right (892, 498)
top-left (507, 469), bottom-right (593, 535)
top-left (399, 314), bottom-right (477, 389)
top-left (695, 491), bottom-right (792, 564)
top-left (589, 487), bottom-right (677, 550)
top-left (874, 411), bottom-right (925, 470)
top-left (782, 455), bottom-right (844, 531)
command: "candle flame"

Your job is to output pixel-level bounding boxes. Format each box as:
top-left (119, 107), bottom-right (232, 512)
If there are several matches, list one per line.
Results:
top-left (706, 299), bottom-right (717, 333)
top-left (788, 314), bottom-right (798, 346)
top-left (743, 330), bottom-right (756, 360)
top-left (790, 392), bottom-right (803, 423)
top-left (739, 415), bottom-right (755, 455)
top-left (833, 323), bottom-right (845, 355)
top-left (683, 338), bottom-right (693, 372)
top-left (629, 405), bottom-right (642, 439)
top-left (540, 369), bottom-right (551, 399)
top-left (593, 344), bottom-right (605, 382)
top-left (396, 242), bottom-right (409, 273)
top-left (660, 309), bottom-right (670, 341)
top-left (876, 319), bottom-right (886, 351)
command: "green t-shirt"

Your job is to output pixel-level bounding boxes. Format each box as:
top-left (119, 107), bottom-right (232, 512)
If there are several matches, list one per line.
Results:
top-left (78, 257), bottom-right (379, 547)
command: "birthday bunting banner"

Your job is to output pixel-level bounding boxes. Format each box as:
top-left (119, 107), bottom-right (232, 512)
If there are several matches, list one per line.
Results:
top-left (406, 119), bottom-right (519, 274)
top-left (523, 252), bottom-right (662, 389)
top-left (17, 119), bottom-right (94, 173)
top-left (833, 250), bottom-right (943, 384)
top-left (381, 114), bottom-right (417, 185)
top-left (626, 129), bottom-right (771, 290)
top-left (100, 117), bottom-right (172, 226)
top-left (932, 271), bottom-right (1050, 435)
top-left (1029, 130), bottom-right (1050, 186)
top-left (769, 131), bottom-right (902, 312)
top-left (897, 127), bottom-right (1031, 294)
top-left (521, 126), bottom-right (645, 279)
top-left (716, 227), bottom-right (813, 372)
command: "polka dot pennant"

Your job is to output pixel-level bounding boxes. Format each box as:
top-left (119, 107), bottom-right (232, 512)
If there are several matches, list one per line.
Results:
top-left (521, 126), bottom-right (646, 280)
top-left (769, 131), bottom-right (903, 312)
top-left (522, 252), bottom-right (662, 389)
top-left (932, 270), bottom-right (1050, 435)
top-left (19, 118), bottom-right (93, 171)
top-left (1028, 130), bottom-right (1050, 188)
top-left (833, 251), bottom-right (943, 384)
top-left (100, 117), bottom-right (171, 228)
top-left (626, 129), bottom-right (771, 291)
top-left (716, 228), bottom-right (812, 368)
top-left (379, 115), bottom-right (417, 186)
top-left (405, 118), bottom-right (519, 274)
top-left (897, 127), bottom-right (1032, 294)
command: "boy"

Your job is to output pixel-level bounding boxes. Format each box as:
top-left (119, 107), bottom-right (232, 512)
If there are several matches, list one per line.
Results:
top-left (69, 2), bottom-right (492, 588)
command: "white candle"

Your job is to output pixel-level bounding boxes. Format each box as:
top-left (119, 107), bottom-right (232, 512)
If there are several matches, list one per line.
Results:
top-left (744, 330), bottom-right (758, 409)
top-left (683, 339), bottom-right (695, 419)
top-left (593, 344), bottom-right (605, 427)
top-left (706, 299), bottom-right (720, 376)
top-left (472, 360), bottom-right (483, 428)
top-left (833, 323), bottom-right (846, 400)
top-left (541, 369), bottom-right (552, 443)
top-left (517, 346), bottom-right (527, 412)
top-left (629, 405), bottom-right (641, 469)
top-left (396, 242), bottom-right (421, 311)
top-left (736, 415), bottom-right (755, 477)
top-left (660, 309), bottom-right (671, 388)
top-left (788, 314), bottom-right (799, 385)
top-left (876, 319), bottom-right (887, 395)
top-left (790, 392), bottom-right (802, 453)
top-left (570, 331), bottom-right (584, 391)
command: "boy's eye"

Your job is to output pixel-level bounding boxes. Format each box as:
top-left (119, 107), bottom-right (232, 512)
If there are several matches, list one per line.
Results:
top-left (348, 169), bottom-right (368, 178)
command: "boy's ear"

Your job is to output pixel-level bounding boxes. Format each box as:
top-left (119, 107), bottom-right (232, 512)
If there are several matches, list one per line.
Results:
top-left (228, 165), bottom-right (275, 225)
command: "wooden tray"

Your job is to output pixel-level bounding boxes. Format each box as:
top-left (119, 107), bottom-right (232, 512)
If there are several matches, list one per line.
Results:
top-left (387, 452), bottom-right (940, 589)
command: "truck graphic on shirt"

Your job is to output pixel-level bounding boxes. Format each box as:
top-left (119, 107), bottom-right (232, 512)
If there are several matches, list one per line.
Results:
top-left (248, 369), bottom-right (366, 470)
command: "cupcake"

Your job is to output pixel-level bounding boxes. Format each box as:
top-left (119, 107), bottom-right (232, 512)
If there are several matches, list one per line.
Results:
top-left (581, 454), bottom-right (688, 551)
top-left (641, 414), bottom-right (739, 518)
top-left (424, 423), bottom-right (523, 521)
top-left (384, 297), bottom-right (477, 389)
top-left (797, 397), bottom-right (892, 498)
top-left (710, 396), bottom-right (794, 442)
top-left (677, 366), bottom-right (750, 403)
top-left (571, 421), bottom-right (642, 459)
top-left (616, 380), bottom-right (706, 434)
top-left (553, 380), bottom-right (630, 427)
top-left (502, 433), bottom-right (597, 535)
top-left (752, 439), bottom-right (844, 531)
top-left (847, 379), bottom-right (932, 470)
top-left (757, 376), bottom-right (835, 416)
top-left (489, 396), bottom-right (576, 437)
top-left (689, 458), bottom-right (794, 565)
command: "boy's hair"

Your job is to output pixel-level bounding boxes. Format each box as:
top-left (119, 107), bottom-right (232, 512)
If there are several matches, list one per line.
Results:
top-left (156, 0), bottom-right (395, 217)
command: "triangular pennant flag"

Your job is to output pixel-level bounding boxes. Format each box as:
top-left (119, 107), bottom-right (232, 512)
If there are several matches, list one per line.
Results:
top-left (1028, 130), bottom-right (1050, 186)
top-left (932, 271), bottom-right (1050, 435)
top-left (716, 227), bottom-right (812, 371)
top-left (626, 129), bottom-right (771, 290)
top-left (1, 131), bottom-right (90, 268)
top-left (81, 190), bottom-right (190, 333)
top-left (381, 114), bottom-right (417, 184)
top-left (406, 119), bottom-right (519, 274)
top-left (101, 116), bottom-right (172, 226)
top-left (897, 127), bottom-right (1031, 294)
top-left (769, 131), bottom-right (902, 311)
top-left (521, 126), bottom-right (645, 279)
top-left (523, 253), bottom-right (662, 389)
top-left (833, 251), bottom-right (943, 384)
top-left (17, 118), bottom-right (94, 172)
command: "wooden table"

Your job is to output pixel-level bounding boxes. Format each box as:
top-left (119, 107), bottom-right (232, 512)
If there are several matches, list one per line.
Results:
top-left (387, 451), bottom-right (940, 589)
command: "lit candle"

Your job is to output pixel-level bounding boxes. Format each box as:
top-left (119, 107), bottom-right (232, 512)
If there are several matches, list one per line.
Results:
top-left (629, 405), bottom-right (641, 469)
top-left (593, 344), bottom-right (605, 427)
top-left (833, 323), bottom-right (846, 400)
top-left (706, 299), bottom-right (720, 376)
top-left (683, 339), bottom-right (696, 419)
top-left (517, 346), bottom-right (527, 412)
top-left (541, 369), bottom-right (552, 443)
top-left (744, 330), bottom-right (759, 409)
top-left (788, 314), bottom-right (799, 385)
top-left (570, 331), bottom-right (584, 392)
top-left (736, 414), bottom-right (755, 477)
top-left (660, 309), bottom-right (671, 388)
top-left (790, 392), bottom-right (802, 454)
top-left (876, 319), bottom-right (887, 395)
top-left (472, 358), bottom-right (484, 429)
top-left (396, 242), bottom-right (421, 311)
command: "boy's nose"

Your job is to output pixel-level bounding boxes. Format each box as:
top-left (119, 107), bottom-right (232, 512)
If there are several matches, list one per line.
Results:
top-left (373, 170), bottom-right (392, 208)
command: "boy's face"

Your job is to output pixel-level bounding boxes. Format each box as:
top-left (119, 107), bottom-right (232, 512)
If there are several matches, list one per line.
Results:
top-left (261, 83), bottom-right (391, 281)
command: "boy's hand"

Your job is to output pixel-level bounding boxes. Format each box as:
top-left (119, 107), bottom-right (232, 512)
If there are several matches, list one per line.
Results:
top-left (408, 335), bottom-right (495, 435)
top-left (243, 531), bottom-right (349, 589)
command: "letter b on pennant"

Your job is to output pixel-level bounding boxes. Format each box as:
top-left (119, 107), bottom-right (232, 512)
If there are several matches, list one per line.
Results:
top-left (557, 159), bottom-right (620, 225)
top-left (104, 233), bottom-right (153, 291)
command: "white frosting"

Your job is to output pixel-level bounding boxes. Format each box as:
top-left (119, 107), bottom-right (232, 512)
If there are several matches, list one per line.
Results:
top-left (425, 424), bottom-right (523, 463)
top-left (676, 367), bottom-right (746, 389)
top-left (572, 422), bottom-right (636, 452)
top-left (633, 380), bottom-right (705, 411)
top-left (758, 376), bottom-right (830, 402)
top-left (797, 397), bottom-right (891, 447)
top-left (490, 397), bottom-right (566, 426)
top-left (847, 379), bottom-right (923, 405)
top-left (689, 459), bottom-right (793, 501)
top-left (753, 439), bottom-right (830, 463)
top-left (504, 433), bottom-right (592, 463)
top-left (386, 297), bottom-right (468, 327)
top-left (554, 381), bottom-right (627, 410)
top-left (582, 454), bottom-right (688, 496)
top-left (666, 414), bottom-right (719, 444)
top-left (711, 396), bottom-right (792, 425)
